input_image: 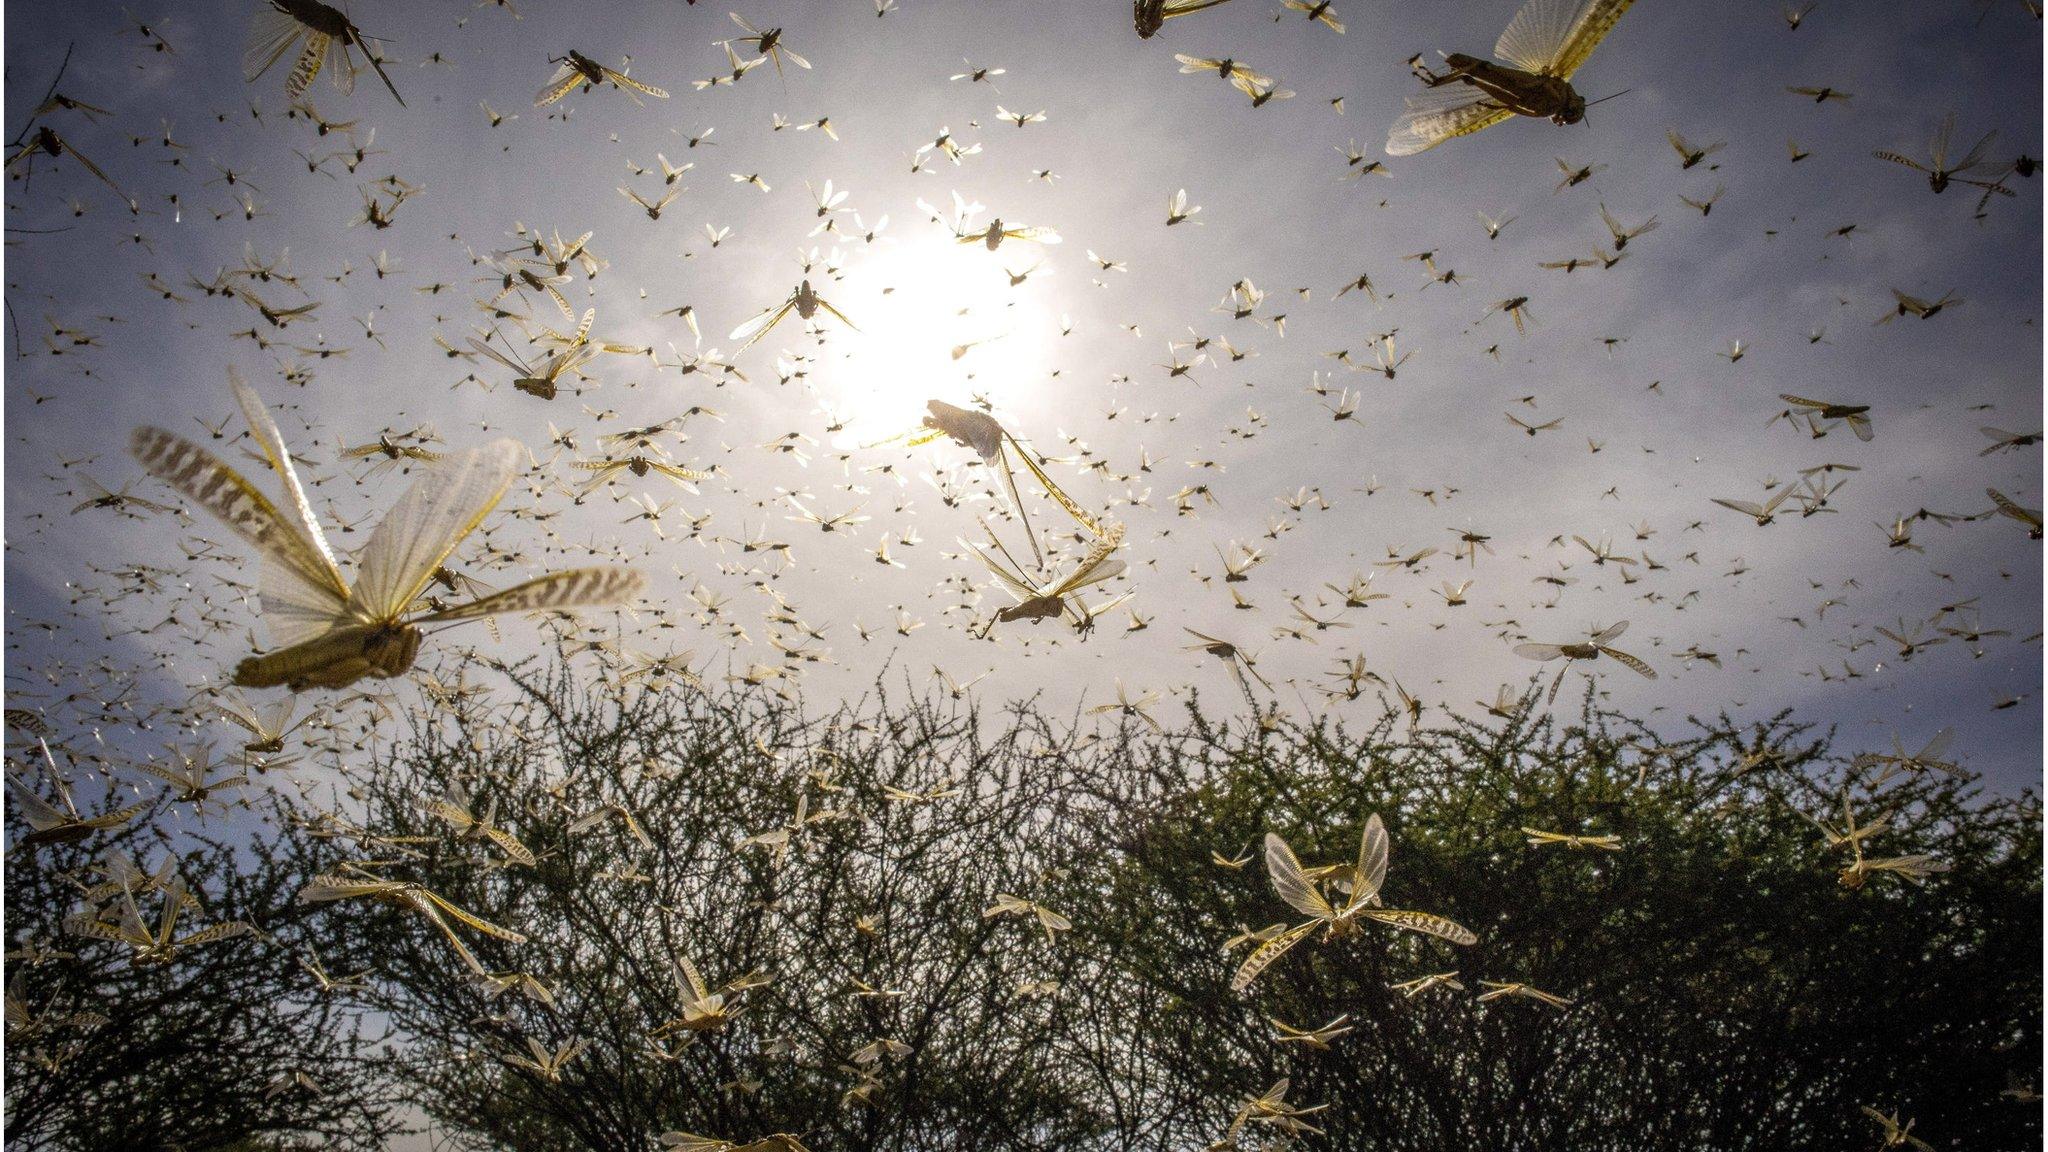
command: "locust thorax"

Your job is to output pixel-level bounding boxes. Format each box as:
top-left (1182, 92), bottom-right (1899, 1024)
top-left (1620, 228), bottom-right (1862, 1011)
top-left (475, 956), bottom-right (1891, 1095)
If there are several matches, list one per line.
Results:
top-left (1555, 87), bottom-right (1587, 125)
top-left (364, 624), bottom-right (422, 679)
top-left (282, 0), bottom-right (350, 35)
top-left (1561, 643), bottom-right (1601, 660)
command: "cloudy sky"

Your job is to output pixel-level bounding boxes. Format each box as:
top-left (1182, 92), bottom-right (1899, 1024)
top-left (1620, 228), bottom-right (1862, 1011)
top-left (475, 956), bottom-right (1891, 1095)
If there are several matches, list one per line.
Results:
top-left (5, 0), bottom-right (2042, 790)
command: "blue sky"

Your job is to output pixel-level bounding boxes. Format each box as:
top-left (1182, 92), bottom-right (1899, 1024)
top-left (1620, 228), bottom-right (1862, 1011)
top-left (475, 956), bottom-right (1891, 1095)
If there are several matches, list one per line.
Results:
top-left (4, 0), bottom-right (2042, 790)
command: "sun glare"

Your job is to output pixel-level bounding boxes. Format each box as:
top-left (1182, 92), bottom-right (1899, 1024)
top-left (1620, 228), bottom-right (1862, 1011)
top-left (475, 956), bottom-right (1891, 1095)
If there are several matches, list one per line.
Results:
top-left (825, 230), bottom-right (1060, 446)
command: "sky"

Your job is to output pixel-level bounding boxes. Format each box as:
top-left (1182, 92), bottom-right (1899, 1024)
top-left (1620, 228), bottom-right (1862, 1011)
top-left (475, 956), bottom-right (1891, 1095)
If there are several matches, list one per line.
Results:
top-left (3, 0), bottom-right (2043, 792)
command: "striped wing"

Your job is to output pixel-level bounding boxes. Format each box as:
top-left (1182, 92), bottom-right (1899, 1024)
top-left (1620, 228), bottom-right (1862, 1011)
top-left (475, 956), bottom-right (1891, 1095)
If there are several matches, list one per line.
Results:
top-left (1009, 437), bottom-right (1109, 541)
top-left (1363, 907), bottom-right (1478, 946)
top-left (129, 426), bottom-right (353, 642)
top-left (1386, 87), bottom-right (1514, 157)
top-left (535, 62), bottom-right (582, 107)
top-left (416, 889), bottom-right (528, 943)
top-left (350, 442), bottom-right (521, 623)
top-left (416, 566), bottom-right (645, 624)
top-left (1601, 647), bottom-right (1657, 679)
top-left (286, 33), bottom-right (332, 98)
top-left (1264, 833), bottom-right (1338, 921)
top-left (604, 67), bottom-right (670, 99)
top-left (1229, 919), bottom-right (1318, 992)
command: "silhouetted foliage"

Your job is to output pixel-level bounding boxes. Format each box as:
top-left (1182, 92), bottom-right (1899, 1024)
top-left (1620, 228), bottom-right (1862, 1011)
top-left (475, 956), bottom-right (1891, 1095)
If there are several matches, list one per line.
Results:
top-left (274, 662), bottom-right (2038, 1152)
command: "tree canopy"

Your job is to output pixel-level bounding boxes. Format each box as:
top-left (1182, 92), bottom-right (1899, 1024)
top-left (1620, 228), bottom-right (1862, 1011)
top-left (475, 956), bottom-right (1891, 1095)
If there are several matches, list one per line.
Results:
top-left (6, 662), bottom-right (2039, 1151)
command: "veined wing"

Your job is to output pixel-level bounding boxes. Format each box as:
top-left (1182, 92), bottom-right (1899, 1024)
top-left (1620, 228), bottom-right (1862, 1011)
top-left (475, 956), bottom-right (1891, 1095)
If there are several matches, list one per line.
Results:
top-left (604, 67), bottom-right (671, 99)
top-left (1592, 620), bottom-right (1628, 644)
top-left (417, 566), bottom-right (646, 624)
top-left (1601, 647), bottom-right (1657, 679)
top-left (230, 371), bottom-right (351, 635)
top-left (1778, 393), bottom-right (1828, 410)
top-left (1049, 550), bottom-right (1126, 597)
top-left (287, 33), bottom-right (333, 98)
top-left (1513, 642), bottom-right (1567, 660)
top-left (1497, 0), bottom-right (1634, 79)
top-left (243, 4), bottom-right (305, 81)
top-left (1264, 833), bottom-right (1338, 921)
top-left (1386, 86), bottom-right (1513, 157)
top-left (972, 544), bottom-right (1038, 600)
top-left (535, 62), bottom-right (583, 107)
top-left (729, 301), bottom-right (793, 347)
top-left (350, 441), bottom-right (522, 623)
top-left (129, 426), bottom-right (353, 640)
top-left (1362, 907), bottom-right (1478, 945)
top-left (1008, 436), bottom-right (1109, 539)
top-left (1550, 0), bottom-right (1633, 78)
top-left (1230, 919), bottom-right (1318, 992)
top-left (1351, 814), bottom-right (1388, 912)
top-left (415, 889), bottom-right (527, 943)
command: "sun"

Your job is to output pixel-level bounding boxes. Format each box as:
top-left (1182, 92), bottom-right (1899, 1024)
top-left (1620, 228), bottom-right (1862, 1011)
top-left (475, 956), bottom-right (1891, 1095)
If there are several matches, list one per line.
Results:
top-left (821, 229), bottom-right (1061, 447)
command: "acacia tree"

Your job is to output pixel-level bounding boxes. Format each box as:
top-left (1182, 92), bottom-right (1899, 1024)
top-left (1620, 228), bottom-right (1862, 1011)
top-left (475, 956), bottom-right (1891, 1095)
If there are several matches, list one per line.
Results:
top-left (1062, 695), bottom-right (2042, 1152)
top-left (231, 659), bottom-right (2040, 1152)
top-left (292, 659), bottom-right (1153, 1151)
top-left (3, 731), bottom-right (403, 1152)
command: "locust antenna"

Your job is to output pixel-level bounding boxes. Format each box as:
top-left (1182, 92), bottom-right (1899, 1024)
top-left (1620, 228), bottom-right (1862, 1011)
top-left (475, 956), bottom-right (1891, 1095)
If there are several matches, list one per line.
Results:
top-left (1580, 88), bottom-right (1632, 126)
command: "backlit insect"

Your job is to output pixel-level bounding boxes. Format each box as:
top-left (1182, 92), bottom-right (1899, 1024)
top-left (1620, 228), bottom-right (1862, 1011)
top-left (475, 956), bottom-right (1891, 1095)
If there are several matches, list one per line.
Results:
top-left (1132, 0), bottom-right (1237, 38)
top-left (1231, 814), bottom-right (1477, 992)
top-left (728, 280), bottom-right (857, 353)
top-left (1778, 394), bottom-right (1873, 441)
top-left (1512, 620), bottom-right (1655, 704)
top-left (535, 50), bottom-right (669, 107)
top-left (1388, 0), bottom-right (1635, 156)
top-left (128, 372), bottom-right (644, 691)
top-left (244, 0), bottom-right (404, 106)
top-left (1873, 112), bottom-right (2010, 196)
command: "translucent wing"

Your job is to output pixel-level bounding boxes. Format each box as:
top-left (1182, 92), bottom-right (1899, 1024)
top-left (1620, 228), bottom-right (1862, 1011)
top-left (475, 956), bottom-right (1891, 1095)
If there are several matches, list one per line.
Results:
top-left (416, 889), bottom-right (527, 943)
top-left (1549, 0), bottom-right (1633, 79)
top-left (1512, 642), bottom-right (1567, 661)
top-left (230, 370), bottom-right (348, 586)
top-left (678, 953), bottom-right (710, 999)
top-left (1711, 497), bottom-right (1765, 517)
top-left (1498, 0), bottom-right (1632, 78)
top-left (1778, 393), bottom-right (1827, 410)
top-left (128, 427), bottom-right (353, 642)
top-left (606, 69), bottom-right (671, 99)
top-left (1928, 112), bottom-right (1956, 170)
top-left (1051, 552), bottom-right (1126, 597)
top-left (1386, 86), bottom-right (1513, 156)
top-left (729, 301), bottom-right (794, 349)
top-left (1008, 436), bottom-right (1109, 539)
top-left (1915, 728), bottom-right (1955, 763)
top-left (479, 826), bottom-right (537, 866)
top-left (1352, 814), bottom-right (1388, 910)
top-left (286, 33), bottom-right (332, 98)
top-left (535, 62), bottom-right (582, 107)
top-left (1592, 620), bottom-right (1628, 644)
top-left (243, 5), bottom-right (305, 82)
top-left (1264, 833), bottom-right (1338, 921)
top-left (1229, 919), bottom-right (1318, 992)
top-left (350, 441), bottom-right (522, 622)
top-left (1362, 907), bottom-right (1478, 945)
top-left (417, 566), bottom-right (646, 624)
top-left (1600, 647), bottom-right (1657, 679)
